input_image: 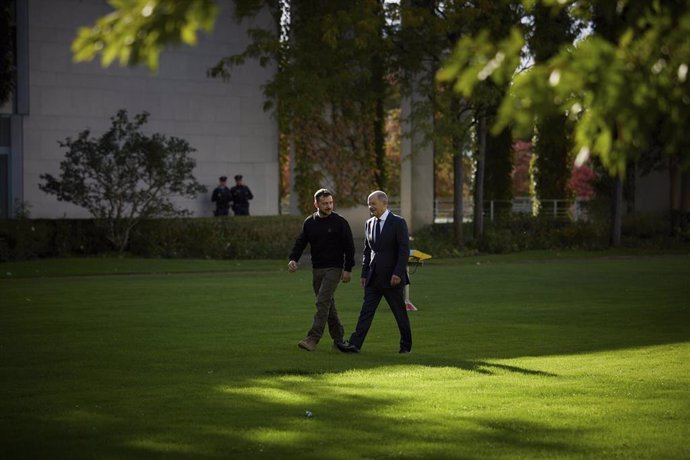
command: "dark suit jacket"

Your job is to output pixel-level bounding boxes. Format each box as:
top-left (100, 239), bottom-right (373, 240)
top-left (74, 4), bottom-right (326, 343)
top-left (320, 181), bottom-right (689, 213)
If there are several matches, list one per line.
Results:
top-left (361, 211), bottom-right (410, 287)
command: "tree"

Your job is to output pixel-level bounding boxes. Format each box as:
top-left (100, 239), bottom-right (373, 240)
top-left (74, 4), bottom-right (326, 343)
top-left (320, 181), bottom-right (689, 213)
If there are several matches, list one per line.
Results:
top-left (469, 3), bottom-right (522, 240)
top-left (529, 2), bottom-right (577, 207)
top-left (209, 0), bottom-right (389, 210)
top-left (39, 110), bottom-right (207, 253)
top-left (72, 0), bottom-right (391, 211)
top-left (72, 0), bottom-right (219, 71)
top-left (281, 0), bottom-right (389, 209)
top-left (484, 115), bottom-right (514, 203)
top-left (390, 0), bottom-right (520, 245)
top-left (439, 0), bottom-right (690, 245)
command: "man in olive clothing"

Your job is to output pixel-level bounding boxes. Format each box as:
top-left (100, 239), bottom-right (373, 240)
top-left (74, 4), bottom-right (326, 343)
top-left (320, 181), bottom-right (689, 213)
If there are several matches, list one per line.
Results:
top-left (288, 189), bottom-right (355, 351)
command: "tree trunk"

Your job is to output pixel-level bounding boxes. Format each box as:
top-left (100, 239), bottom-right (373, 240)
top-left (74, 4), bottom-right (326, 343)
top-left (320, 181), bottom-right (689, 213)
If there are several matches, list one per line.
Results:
top-left (531, 4), bottom-right (574, 205)
top-left (611, 175), bottom-right (623, 246)
top-left (680, 169), bottom-right (690, 234)
top-left (474, 114), bottom-right (486, 240)
top-left (453, 150), bottom-right (464, 247)
top-left (669, 155), bottom-right (679, 235)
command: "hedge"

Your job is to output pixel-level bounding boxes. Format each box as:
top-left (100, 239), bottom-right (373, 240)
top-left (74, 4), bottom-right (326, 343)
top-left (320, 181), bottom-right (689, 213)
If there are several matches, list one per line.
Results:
top-left (1, 212), bottom-right (686, 262)
top-left (0, 216), bottom-right (304, 262)
top-left (411, 213), bottom-right (688, 257)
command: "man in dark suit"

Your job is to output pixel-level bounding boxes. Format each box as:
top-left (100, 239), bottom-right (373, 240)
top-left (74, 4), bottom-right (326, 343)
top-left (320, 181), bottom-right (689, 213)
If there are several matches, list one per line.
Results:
top-left (337, 190), bottom-right (412, 354)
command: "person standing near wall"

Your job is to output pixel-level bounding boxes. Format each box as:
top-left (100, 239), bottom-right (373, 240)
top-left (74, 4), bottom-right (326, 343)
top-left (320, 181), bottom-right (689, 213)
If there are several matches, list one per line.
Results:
top-left (211, 176), bottom-right (232, 216)
top-left (230, 174), bottom-right (253, 215)
top-left (288, 189), bottom-right (355, 352)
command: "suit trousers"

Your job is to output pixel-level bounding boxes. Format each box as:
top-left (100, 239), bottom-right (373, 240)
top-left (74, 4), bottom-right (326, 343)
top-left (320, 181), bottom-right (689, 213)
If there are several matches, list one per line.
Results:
top-left (307, 267), bottom-right (345, 342)
top-left (349, 275), bottom-right (412, 352)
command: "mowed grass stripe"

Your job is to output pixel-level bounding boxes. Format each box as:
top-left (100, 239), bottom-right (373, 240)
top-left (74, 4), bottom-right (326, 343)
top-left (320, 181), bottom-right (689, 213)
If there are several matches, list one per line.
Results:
top-left (1, 254), bottom-right (688, 459)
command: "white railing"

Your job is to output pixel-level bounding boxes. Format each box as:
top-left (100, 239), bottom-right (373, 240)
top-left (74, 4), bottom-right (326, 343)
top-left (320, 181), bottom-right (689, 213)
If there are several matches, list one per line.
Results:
top-left (432, 197), bottom-right (588, 223)
top-left (284, 197), bottom-right (587, 223)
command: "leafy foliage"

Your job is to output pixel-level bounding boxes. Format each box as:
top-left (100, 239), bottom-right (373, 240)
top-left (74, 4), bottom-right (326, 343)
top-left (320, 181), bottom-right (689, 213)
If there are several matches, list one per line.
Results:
top-left (283, 1), bottom-right (390, 208)
top-left (0, 216), bottom-right (304, 261)
top-left (568, 164), bottom-right (597, 199)
top-left (438, 0), bottom-right (690, 177)
top-left (39, 110), bottom-right (207, 252)
top-left (66, 0), bottom-right (689, 250)
top-left (293, 104), bottom-right (380, 211)
top-left (72, 0), bottom-right (218, 70)
top-left (529, 3), bottom-right (578, 202)
top-left (209, 0), bottom-right (390, 209)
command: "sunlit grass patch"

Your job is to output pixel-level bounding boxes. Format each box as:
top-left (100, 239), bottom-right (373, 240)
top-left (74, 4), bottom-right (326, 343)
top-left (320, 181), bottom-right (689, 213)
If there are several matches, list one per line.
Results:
top-left (1, 253), bottom-right (688, 458)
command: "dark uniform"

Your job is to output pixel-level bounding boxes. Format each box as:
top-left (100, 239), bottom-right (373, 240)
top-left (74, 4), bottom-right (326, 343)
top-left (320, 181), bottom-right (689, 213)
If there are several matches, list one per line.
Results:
top-left (211, 177), bottom-right (232, 216)
top-left (230, 175), bottom-right (253, 215)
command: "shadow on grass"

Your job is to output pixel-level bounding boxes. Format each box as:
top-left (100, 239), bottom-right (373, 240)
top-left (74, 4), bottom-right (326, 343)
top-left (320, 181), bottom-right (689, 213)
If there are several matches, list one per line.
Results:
top-left (1, 351), bottom-right (566, 459)
top-left (2, 255), bottom-right (688, 458)
top-left (74, 373), bottom-right (584, 459)
top-left (265, 359), bottom-right (558, 377)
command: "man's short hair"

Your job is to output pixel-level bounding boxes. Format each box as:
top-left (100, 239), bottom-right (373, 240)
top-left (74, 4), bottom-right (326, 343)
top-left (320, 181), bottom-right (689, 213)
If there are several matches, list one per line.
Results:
top-left (314, 188), bottom-right (332, 202)
top-left (368, 190), bottom-right (388, 204)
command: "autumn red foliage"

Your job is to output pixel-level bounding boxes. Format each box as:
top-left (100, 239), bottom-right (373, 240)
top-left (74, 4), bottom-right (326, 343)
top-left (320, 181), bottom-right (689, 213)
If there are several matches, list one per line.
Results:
top-left (511, 140), bottom-right (596, 199)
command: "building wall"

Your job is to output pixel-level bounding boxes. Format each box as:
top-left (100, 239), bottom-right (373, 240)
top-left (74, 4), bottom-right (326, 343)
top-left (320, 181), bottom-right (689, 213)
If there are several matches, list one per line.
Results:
top-left (20, 0), bottom-right (278, 218)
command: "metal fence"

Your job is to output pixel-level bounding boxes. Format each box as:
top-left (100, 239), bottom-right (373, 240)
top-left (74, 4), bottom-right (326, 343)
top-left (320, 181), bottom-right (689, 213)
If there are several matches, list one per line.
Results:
top-left (388, 197), bottom-right (588, 223)
top-left (432, 197), bottom-right (588, 223)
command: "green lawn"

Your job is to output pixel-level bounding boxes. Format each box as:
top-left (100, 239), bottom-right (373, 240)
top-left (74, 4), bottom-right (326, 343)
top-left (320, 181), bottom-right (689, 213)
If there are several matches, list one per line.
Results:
top-left (1, 252), bottom-right (689, 459)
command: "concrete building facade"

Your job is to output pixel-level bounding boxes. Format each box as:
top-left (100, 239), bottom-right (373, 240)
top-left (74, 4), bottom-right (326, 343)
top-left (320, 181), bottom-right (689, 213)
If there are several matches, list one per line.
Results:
top-left (1, 0), bottom-right (279, 219)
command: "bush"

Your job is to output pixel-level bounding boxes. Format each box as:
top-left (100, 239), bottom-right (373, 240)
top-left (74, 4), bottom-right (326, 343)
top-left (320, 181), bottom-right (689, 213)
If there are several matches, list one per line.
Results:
top-left (621, 212), bottom-right (671, 239)
top-left (127, 217), bottom-right (303, 259)
top-left (411, 216), bottom-right (612, 256)
top-left (480, 227), bottom-right (519, 254)
top-left (1, 213), bottom-right (686, 262)
top-left (39, 110), bottom-right (207, 253)
top-left (410, 223), bottom-right (472, 258)
top-left (0, 216), bottom-right (304, 261)
top-left (0, 219), bottom-right (113, 261)
top-left (474, 216), bottom-right (609, 252)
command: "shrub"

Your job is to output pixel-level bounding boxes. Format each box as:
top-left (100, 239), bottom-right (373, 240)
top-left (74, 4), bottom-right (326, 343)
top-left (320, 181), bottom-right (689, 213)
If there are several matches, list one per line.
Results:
top-left (0, 216), bottom-right (304, 261)
top-left (126, 217), bottom-right (304, 259)
top-left (39, 110), bottom-right (207, 253)
top-left (1, 213), bottom-right (685, 262)
top-left (622, 212), bottom-right (671, 239)
top-left (411, 216), bottom-right (612, 256)
top-left (410, 223), bottom-right (470, 258)
top-left (0, 219), bottom-right (111, 261)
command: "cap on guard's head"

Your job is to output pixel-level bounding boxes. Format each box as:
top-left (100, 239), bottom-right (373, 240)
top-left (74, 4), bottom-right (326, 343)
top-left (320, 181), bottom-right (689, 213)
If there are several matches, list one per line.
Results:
top-left (219, 176), bottom-right (227, 182)
top-left (234, 174), bottom-right (243, 181)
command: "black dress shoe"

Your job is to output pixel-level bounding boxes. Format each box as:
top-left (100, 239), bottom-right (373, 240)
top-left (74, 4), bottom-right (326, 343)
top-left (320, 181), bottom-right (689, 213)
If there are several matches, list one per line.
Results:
top-left (398, 349), bottom-right (411, 354)
top-left (336, 341), bottom-right (360, 353)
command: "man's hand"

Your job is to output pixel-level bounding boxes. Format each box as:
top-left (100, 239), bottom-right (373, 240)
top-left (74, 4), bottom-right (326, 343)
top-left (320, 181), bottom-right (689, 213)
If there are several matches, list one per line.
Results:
top-left (288, 260), bottom-right (298, 272)
top-left (390, 274), bottom-right (401, 287)
top-left (341, 271), bottom-right (352, 283)
top-left (361, 277), bottom-right (367, 288)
